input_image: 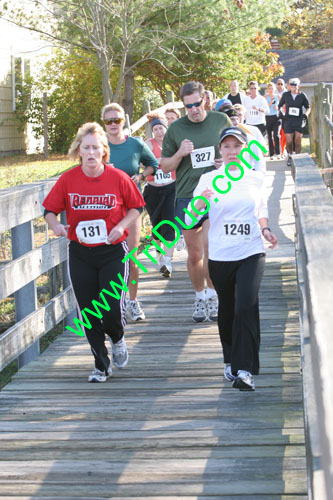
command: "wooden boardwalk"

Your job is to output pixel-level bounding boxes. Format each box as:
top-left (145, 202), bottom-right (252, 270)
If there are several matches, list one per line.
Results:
top-left (0, 161), bottom-right (308, 499)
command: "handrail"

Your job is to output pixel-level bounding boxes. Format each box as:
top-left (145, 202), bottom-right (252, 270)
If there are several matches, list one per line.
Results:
top-left (292, 153), bottom-right (333, 500)
top-left (309, 83), bottom-right (333, 190)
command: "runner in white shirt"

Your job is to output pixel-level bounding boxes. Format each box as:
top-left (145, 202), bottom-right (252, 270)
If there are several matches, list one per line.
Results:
top-left (186, 127), bottom-right (277, 391)
top-left (243, 81), bottom-right (269, 135)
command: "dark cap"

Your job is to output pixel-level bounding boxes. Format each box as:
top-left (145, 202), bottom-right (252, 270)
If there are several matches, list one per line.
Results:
top-left (225, 108), bottom-right (238, 118)
top-left (219, 126), bottom-right (248, 145)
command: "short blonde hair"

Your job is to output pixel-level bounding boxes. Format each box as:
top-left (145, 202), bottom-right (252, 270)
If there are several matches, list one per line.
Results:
top-left (101, 102), bottom-right (125, 121)
top-left (165, 107), bottom-right (181, 119)
top-left (68, 122), bottom-right (110, 163)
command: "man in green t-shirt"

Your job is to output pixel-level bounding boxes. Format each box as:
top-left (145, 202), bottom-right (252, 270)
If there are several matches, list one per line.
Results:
top-left (161, 81), bottom-right (231, 323)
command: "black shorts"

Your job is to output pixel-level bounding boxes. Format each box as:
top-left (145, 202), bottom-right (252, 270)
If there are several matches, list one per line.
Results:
top-left (174, 197), bottom-right (208, 231)
top-left (143, 182), bottom-right (176, 241)
top-left (283, 120), bottom-right (303, 134)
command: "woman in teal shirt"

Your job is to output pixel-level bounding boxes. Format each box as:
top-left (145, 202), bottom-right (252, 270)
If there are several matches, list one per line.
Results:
top-left (102, 103), bottom-right (158, 322)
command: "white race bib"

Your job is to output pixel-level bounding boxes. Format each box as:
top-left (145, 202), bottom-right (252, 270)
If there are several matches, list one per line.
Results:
top-left (289, 107), bottom-right (300, 117)
top-left (249, 109), bottom-right (259, 116)
top-left (190, 146), bottom-right (215, 169)
top-left (223, 221), bottom-right (252, 241)
top-left (154, 170), bottom-right (173, 185)
top-left (76, 219), bottom-right (109, 244)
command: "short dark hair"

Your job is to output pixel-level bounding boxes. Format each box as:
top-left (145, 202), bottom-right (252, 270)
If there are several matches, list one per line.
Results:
top-left (180, 81), bottom-right (204, 100)
top-left (249, 81), bottom-right (258, 87)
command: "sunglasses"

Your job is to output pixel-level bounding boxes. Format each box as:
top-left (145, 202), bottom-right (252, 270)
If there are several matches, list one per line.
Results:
top-left (184, 98), bottom-right (204, 109)
top-left (104, 118), bottom-right (124, 125)
top-left (290, 83), bottom-right (297, 86)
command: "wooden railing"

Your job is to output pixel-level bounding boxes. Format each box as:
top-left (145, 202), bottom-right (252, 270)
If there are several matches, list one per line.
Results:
top-left (0, 92), bottom-right (184, 373)
top-left (309, 83), bottom-right (333, 190)
top-left (0, 181), bottom-right (77, 372)
top-left (292, 154), bottom-right (333, 500)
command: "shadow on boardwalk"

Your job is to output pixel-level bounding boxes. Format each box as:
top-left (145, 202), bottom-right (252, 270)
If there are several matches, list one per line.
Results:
top-left (0, 162), bottom-right (308, 499)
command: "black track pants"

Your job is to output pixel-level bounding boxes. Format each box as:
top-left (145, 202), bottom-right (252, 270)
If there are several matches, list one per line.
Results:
top-left (68, 240), bottom-right (129, 372)
top-left (266, 114), bottom-right (281, 156)
top-left (208, 253), bottom-right (265, 375)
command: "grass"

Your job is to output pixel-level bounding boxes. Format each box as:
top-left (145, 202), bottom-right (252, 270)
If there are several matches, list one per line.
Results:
top-left (0, 153), bottom-right (74, 189)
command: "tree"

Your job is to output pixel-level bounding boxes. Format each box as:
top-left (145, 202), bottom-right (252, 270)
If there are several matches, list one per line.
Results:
top-left (138, 32), bottom-right (284, 99)
top-left (278, 0), bottom-right (333, 49)
top-left (1, 0), bottom-right (289, 116)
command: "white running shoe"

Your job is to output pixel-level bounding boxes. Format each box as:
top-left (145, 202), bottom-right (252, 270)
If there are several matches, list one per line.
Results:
top-left (224, 364), bottom-right (236, 382)
top-left (206, 295), bottom-right (218, 321)
top-left (111, 336), bottom-right (128, 369)
top-left (232, 370), bottom-right (255, 391)
top-left (88, 365), bottom-right (112, 383)
top-left (176, 235), bottom-right (186, 251)
top-left (192, 298), bottom-right (208, 323)
top-left (126, 300), bottom-right (145, 321)
top-left (159, 256), bottom-right (172, 278)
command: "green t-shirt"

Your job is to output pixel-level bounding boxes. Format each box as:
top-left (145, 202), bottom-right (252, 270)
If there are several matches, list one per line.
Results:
top-left (108, 136), bottom-right (158, 177)
top-left (162, 111), bottom-right (231, 198)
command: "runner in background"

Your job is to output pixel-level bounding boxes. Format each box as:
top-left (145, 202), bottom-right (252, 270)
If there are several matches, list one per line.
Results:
top-left (278, 78), bottom-right (310, 166)
top-left (101, 103), bottom-right (158, 322)
top-left (204, 90), bottom-right (214, 111)
top-left (243, 81), bottom-right (269, 136)
top-left (276, 78), bottom-right (287, 156)
top-left (223, 80), bottom-right (246, 105)
top-left (43, 122), bottom-right (145, 382)
top-left (165, 107), bottom-right (181, 126)
top-left (144, 114), bottom-right (176, 277)
top-left (265, 83), bottom-right (281, 160)
top-left (161, 81), bottom-right (231, 322)
top-left (233, 103), bottom-right (267, 148)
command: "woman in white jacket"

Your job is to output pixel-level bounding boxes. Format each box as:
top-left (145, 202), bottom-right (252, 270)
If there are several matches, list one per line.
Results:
top-left (186, 127), bottom-right (277, 391)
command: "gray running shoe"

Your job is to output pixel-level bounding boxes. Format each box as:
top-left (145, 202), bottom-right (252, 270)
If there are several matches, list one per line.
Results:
top-left (160, 256), bottom-right (172, 278)
top-left (126, 300), bottom-right (145, 321)
top-left (232, 370), bottom-right (255, 391)
top-left (224, 364), bottom-right (236, 382)
top-left (88, 365), bottom-right (112, 383)
top-left (206, 295), bottom-right (218, 321)
top-left (112, 336), bottom-right (128, 369)
top-left (176, 235), bottom-right (186, 251)
top-left (192, 298), bottom-right (208, 323)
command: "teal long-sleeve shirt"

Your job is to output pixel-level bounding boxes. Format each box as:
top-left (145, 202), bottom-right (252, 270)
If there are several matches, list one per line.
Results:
top-left (108, 136), bottom-right (159, 178)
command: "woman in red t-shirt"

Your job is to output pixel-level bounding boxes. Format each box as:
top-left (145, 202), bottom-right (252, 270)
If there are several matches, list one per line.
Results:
top-left (43, 122), bottom-right (145, 383)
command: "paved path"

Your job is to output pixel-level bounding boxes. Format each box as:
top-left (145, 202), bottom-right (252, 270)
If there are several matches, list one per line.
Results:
top-left (0, 161), bottom-right (308, 499)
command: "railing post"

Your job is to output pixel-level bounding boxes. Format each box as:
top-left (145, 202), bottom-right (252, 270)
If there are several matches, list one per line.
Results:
top-left (60, 212), bottom-right (76, 329)
top-left (166, 90), bottom-right (174, 103)
top-left (11, 221), bottom-right (39, 368)
top-left (142, 100), bottom-right (151, 139)
top-left (124, 113), bottom-right (131, 136)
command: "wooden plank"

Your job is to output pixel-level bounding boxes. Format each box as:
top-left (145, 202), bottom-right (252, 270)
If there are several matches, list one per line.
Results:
top-left (0, 179), bottom-right (56, 232)
top-left (0, 237), bottom-right (68, 299)
top-left (0, 286), bottom-right (75, 371)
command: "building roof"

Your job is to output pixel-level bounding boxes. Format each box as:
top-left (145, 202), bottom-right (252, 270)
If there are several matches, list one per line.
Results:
top-left (273, 49), bottom-right (333, 84)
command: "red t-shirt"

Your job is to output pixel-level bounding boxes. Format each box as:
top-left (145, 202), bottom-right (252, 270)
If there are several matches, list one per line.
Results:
top-left (43, 164), bottom-right (145, 246)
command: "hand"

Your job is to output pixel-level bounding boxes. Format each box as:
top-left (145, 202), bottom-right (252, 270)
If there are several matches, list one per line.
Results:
top-left (107, 223), bottom-right (125, 244)
top-left (178, 139), bottom-right (194, 157)
top-left (252, 105), bottom-right (258, 110)
top-left (263, 229), bottom-right (278, 249)
top-left (52, 223), bottom-right (69, 237)
top-left (213, 158), bottom-right (224, 169)
top-left (193, 188), bottom-right (215, 211)
top-left (131, 174), bottom-right (141, 185)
